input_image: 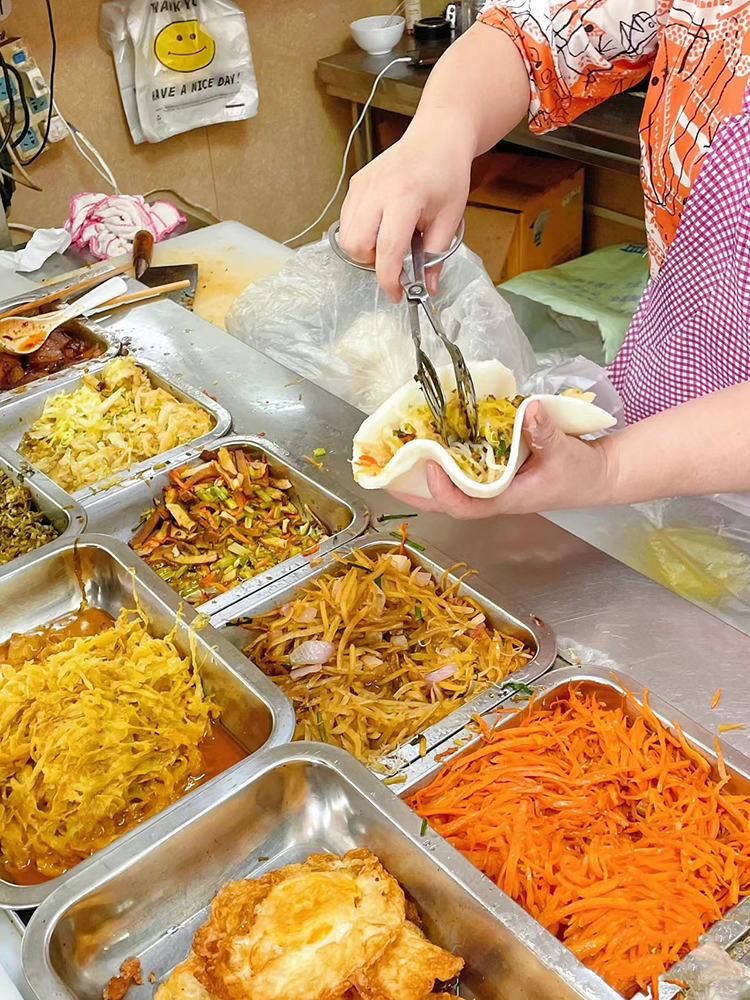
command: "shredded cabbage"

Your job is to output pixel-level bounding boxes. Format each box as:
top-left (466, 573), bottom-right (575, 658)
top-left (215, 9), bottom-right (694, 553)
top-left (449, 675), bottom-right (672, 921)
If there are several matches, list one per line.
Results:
top-left (19, 357), bottom-right (214, 493)
top-left (0, 607), bottom-right (217, 880)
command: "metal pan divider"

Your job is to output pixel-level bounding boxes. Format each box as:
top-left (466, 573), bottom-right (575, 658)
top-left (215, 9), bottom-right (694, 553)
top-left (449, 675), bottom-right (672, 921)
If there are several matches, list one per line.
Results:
top-left (0, 534), bottom-right (294, 911)
top-left (83, 434), bottom-right (370, 618)
top-left (0, 356), bottom-right (231, 503)
top-left (0, 441), bottom-right (86, 580)
top-left (397, 664), bottom-right (750, 998)
top-left (211, 532), bottom-right (558, 772)
top-left (0, 316), bottom-right (120, 407)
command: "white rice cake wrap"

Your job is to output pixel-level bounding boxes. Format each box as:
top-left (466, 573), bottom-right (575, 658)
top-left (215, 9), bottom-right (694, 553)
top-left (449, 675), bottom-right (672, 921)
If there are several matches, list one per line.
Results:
top-left (352, 360), bottom-right (617, 499)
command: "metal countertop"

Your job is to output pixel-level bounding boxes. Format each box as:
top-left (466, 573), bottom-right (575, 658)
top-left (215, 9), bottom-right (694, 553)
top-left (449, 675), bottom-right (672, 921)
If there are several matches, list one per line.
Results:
top-left (92, 295), bottom-right (750, 754)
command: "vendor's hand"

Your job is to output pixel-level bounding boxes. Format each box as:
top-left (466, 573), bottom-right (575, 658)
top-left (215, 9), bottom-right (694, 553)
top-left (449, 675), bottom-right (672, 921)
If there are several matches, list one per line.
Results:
top-left (392, 402), bottom-right (616, 518)
top-left (339, 127), bottom-right (472, 302)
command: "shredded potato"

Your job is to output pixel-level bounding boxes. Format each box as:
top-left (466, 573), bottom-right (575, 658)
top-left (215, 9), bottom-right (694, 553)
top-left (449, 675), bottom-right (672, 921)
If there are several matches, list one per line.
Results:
top-left (241, 547), bottom-right (533, 764)
top-left (18, 357), bottom-right (214, 492)
top-left (0, 607), bottom-right (217, 880)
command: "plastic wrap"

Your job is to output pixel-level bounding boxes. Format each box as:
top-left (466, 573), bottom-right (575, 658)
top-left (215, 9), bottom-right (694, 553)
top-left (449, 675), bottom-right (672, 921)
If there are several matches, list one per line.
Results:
top-left (225, 239), bottom-right (538, 414)
top-left (548, 494), bottom-right (750, 634)
top-left (671, 942), bottom-right (750, 999)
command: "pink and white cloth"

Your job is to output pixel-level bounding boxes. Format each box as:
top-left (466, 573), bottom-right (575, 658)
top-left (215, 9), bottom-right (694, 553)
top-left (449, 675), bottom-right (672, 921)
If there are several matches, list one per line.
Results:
top-left (609, 83), bottom-right (750, 423)
top-left (64, 193), bottom-right (185, 260)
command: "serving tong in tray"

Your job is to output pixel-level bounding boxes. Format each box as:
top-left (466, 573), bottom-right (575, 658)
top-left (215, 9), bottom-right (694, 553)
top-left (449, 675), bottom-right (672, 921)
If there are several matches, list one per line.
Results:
top-left (328, 220), bottom-right (478, 440)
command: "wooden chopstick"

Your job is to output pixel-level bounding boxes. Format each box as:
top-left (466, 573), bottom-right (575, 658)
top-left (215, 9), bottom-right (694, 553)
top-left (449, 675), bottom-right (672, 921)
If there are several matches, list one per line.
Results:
top-left (0, 261), bottom-right (133, 321)
top-left (86, 279), bottom-right (191, 314)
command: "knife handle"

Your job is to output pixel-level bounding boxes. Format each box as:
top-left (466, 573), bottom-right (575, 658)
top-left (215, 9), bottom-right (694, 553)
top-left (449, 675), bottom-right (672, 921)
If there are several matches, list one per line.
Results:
top-left (133, 230), bottom-right (154, 280)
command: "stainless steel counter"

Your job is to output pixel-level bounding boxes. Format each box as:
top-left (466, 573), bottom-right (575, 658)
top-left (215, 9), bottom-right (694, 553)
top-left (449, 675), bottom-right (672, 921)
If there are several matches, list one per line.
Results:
top-left (95, 294), bottom-right (750, 757)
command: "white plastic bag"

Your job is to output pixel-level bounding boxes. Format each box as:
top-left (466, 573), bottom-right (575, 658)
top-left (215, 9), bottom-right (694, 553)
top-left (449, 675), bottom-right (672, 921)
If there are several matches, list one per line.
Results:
top-left (101, 0), bottom-right (258, 144)
top-left (225, 239), bottom-right (538, 414)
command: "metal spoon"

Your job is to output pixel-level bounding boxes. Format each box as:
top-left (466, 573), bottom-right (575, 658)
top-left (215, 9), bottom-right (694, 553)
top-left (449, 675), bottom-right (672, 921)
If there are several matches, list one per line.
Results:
top-left (0, 276), bottom-right (128, 355)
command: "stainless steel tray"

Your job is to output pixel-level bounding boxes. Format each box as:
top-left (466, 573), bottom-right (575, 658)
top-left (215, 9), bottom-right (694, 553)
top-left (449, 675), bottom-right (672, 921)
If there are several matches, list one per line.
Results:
top-left (400, 665), bottom-right (750, 1000)
top-left (0, 440), bottom-right (85, 578)
top-left (212, 532), bottom-right (558, 774)
top-left (21, 741), bottom-right (611, 1000)
top-left (0, 534), bottom-right (294, 911)
top-left (84, 435), bottom-right (370, 618)
top-left (0, 356), bottom-right (231, 503)
top-left (0, 316), bottom-right (120, 405)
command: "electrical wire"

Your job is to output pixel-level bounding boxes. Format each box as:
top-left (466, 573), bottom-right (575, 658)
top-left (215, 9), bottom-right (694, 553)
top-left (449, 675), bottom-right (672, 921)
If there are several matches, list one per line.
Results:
top-left (4, 64), bottom-right (30, 150)
top-left (0, 117), bottom-right (42, 190)
top-left (54, 104), bottom-right (120, 192)
top-left (283, 55), bottom-right (412, 247)
top-left (24, 0), bottom-right (56, 166)
top-left (0, 53), bottom-right (15, 158)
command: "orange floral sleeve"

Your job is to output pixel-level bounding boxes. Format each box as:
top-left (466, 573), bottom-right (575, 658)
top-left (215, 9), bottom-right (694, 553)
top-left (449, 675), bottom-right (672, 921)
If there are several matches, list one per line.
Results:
top-left (479, 0), bottom-right (658, 133)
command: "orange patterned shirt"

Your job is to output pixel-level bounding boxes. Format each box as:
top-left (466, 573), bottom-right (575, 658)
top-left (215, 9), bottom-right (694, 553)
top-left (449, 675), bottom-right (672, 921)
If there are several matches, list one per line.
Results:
top-left (480, 0), bottom-right (750, 272)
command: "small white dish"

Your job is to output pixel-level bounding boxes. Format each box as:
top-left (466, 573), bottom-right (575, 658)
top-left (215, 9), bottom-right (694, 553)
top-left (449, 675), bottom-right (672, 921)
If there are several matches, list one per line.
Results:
top-left (350, 15), bottom-right (405, 55)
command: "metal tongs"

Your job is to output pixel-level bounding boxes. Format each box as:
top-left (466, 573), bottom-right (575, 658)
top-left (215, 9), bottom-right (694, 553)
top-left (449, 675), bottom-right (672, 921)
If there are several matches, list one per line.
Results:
top-left (328, 220), bottom-right (478, 440)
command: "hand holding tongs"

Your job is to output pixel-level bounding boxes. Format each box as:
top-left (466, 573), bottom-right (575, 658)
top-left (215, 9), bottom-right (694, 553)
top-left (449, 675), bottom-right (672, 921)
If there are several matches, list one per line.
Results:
top-left (328, 220), bottom-right (478, 441)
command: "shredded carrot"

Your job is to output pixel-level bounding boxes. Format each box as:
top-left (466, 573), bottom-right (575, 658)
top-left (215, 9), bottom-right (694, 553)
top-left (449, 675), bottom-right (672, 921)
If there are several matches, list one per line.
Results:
top-left (407, 685), bottom-right (750, 999)
top-left (711, 688), bottom-right (722, 710)
top-left (396, 522), bottom-right (409, 556)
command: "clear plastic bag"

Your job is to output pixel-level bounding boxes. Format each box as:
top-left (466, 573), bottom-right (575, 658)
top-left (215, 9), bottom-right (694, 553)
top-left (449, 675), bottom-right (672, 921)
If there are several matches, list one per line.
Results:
top-left (672, 942), bottom-right (750, 1000)
top-left (225, 239), bottom-right (538, 414)
top-left (548, 493), bottom-right (750, 634)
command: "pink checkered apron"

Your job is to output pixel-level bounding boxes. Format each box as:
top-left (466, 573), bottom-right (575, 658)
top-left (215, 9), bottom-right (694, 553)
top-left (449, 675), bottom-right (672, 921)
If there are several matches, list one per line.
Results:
top-left (609, 81), bottom-right (750, 424)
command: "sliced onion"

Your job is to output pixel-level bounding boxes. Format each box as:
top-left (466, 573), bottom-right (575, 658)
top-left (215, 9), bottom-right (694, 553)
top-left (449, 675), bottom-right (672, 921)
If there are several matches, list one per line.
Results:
top-left (362, 654), bottom-right (384, 669)
top-left (280, 603), bottom-right (293, 615)
top-left (392, 634), bottom-right (408, 648)
top-left (425, 664), bottom-right (457, 687)
top-left (289, 663), bottom-right (324, 680)
top-left (389, 554), bottom-right (411, 575)
top-left (296, 606), bottom-right (318, 623)
top-left (289, 640), bottom-right (335, 666)
top-left (375, 589), bottom-right (386, 614)
top-left (331, 578), bottom-right (344, 602)
top-left (364, 630), bottom-right (382, 645)
top-left (413, 570), bottom-right (432, 587)
top-left (468, 613), bottom-right (486, 629)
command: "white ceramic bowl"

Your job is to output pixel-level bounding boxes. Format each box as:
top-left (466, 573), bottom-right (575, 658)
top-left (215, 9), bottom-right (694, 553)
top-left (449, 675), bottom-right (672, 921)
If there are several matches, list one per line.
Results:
top-left (350, 15), bottom-right (405, 55)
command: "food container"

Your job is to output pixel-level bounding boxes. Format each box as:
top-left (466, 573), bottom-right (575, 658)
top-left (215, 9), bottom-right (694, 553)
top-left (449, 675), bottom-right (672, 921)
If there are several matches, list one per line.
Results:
top-left (21, 741), bottom-right (612, 1000)
top-left (399, 665), bottom-right (750, 999)
top-left (84, 435), bottom-right (370, 618)
top-left (211, 533), bottom-right (558, 774)
top-left (0, 357), bottom-right (231, 503)
top-left (0, 317), bottom-right (120, 405)
top-left (0, 535), bottom-right (295, 910)
top-left (0, 440), bottom-right (85, 579)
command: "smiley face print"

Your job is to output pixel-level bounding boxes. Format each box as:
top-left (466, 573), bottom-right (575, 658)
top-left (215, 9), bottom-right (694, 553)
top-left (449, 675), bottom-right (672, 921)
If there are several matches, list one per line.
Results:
top-left (154, 20), bottom-right (216, 73)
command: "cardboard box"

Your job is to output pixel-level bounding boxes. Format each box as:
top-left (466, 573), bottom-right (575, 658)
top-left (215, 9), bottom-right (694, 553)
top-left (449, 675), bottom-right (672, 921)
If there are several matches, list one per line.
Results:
top-left (465, 152), bottom-right (584, 283)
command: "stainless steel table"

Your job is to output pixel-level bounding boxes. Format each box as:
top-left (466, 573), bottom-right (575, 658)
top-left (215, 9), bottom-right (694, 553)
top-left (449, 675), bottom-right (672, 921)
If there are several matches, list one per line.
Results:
top-left (317, 41), bottom-right (643, 174)
top-left (92, 294), bottom-right (750, 756)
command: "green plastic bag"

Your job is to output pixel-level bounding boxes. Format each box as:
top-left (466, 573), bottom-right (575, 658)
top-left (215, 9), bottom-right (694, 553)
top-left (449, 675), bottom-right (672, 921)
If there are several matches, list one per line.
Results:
top-left (500, 244), bottom-right (649, 363)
